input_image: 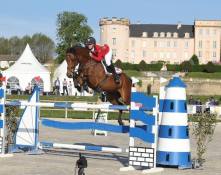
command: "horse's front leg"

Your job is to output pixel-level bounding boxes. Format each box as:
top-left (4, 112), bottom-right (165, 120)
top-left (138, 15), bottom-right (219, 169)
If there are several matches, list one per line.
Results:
top-left (118, 110), bottom-right (124, 125)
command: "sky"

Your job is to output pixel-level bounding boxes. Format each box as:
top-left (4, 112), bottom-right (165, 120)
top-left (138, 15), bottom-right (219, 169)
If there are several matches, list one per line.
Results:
top-left (0, 0), bottom-right (220, 43)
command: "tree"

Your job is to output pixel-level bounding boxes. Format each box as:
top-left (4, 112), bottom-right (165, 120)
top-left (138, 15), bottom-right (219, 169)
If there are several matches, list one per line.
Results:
top-left (139, 60), bottom-right (147, 71)
top-left (56, 11), bottom-right (93, 63)
top-left (180, 61), bottom-right (192, 72)
top-left (189, 54), bottom-right (199, 65)
top-left (0, 37), bottom-right (10, 54)
top-left (31, 33), bottom-right (55, 63)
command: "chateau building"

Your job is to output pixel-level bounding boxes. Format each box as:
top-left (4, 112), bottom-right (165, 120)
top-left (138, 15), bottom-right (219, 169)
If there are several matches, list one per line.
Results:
top-left (99, 17), bottom-right (221, 64)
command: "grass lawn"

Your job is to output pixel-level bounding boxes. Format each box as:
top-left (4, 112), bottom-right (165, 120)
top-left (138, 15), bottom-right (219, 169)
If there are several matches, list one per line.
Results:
top-left (124, 70), bottom-right (143, 77)
top-left (185, 72), bottom-right (221, 79)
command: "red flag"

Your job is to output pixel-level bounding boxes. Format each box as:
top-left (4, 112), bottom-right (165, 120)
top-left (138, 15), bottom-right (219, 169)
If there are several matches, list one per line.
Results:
top-left (0, 76), bottom-right (6, 81)
top-left (34, 76), bottom-right (41, 82)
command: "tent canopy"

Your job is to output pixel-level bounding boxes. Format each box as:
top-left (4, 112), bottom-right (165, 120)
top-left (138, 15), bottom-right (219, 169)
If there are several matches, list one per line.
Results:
top-left (3, 44), bottom-right (51, 92)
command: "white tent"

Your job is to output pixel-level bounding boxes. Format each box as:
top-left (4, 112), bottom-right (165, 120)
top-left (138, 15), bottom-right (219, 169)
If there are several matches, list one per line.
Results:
top-left (53, 60), bottom-right (92, 96)
top-left (3, 44), bottom-right (51, 92)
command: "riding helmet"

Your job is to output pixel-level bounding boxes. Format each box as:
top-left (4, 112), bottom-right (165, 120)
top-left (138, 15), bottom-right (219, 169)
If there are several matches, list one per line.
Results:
top-left (85, 37), bottom-right (96, 45)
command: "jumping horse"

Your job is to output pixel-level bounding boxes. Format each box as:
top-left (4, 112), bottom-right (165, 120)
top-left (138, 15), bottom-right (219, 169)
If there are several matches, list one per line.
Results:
top-left (66, 46), bottom-right (132, 125)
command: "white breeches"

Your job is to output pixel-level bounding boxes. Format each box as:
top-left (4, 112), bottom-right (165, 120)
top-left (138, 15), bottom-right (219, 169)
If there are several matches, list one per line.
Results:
top-left (104, 49), bottom-right (112, 66)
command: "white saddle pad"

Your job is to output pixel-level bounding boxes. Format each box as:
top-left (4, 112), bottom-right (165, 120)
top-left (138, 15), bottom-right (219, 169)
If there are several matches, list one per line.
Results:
top-left (101, 62), bottom-right (122, 75)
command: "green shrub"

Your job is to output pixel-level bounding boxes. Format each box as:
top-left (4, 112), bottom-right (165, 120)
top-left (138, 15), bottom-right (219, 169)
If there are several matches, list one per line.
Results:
top-left (203, 62), bottom-right (216, 73)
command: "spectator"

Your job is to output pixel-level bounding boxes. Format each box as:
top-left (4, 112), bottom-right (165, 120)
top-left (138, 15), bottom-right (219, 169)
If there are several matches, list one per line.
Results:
top-left (14, 83), bottom-right (21, 95)
top-left (25, 83), bottom-right (32, 95)
top-left (188, 95), bottom-right (196, 105)
top-left (62, 78), bottom-right (68, 96)
top-left (68, 81), bottom-right (73, 96)
top-left (54, 78), bottom-right (60, 95)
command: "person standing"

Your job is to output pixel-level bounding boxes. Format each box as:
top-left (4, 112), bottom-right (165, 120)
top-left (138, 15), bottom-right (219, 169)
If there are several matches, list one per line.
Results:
top-left (68, 81), bottom-right (73, 96)
top-left (62, 78), bottom-right (68, 96)
top-left (54, 77), bottom-right (60, 95)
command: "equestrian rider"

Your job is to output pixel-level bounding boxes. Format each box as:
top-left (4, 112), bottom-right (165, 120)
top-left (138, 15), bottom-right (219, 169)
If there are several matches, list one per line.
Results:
top-left (84, 37), bottom-right (120, 84)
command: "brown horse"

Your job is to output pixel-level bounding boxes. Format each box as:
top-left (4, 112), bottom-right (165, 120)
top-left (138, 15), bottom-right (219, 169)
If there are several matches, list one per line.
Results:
top-left (66, 46), bottom-right (132, 125)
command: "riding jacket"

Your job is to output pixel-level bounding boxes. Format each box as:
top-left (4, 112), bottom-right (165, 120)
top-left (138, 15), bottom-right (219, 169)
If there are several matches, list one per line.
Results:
top-left (90, 44), bottom-right (110, 62)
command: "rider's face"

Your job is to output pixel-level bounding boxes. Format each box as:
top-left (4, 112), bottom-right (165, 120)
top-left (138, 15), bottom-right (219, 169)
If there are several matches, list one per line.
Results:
top-left (87, 44), bottom-right (94, 50)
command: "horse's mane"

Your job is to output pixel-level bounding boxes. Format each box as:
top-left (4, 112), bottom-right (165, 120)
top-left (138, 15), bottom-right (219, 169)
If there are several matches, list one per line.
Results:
top-left (66, 45), bottom-right (85, 55)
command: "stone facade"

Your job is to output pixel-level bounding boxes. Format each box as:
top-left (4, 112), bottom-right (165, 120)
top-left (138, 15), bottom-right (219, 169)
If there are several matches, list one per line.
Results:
top-left (99, 18), bottom-right (221, 64)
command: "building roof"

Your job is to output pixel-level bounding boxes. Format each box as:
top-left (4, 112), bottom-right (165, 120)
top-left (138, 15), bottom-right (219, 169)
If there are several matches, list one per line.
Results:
top-left (129, 24), bottom-right (194, 38)
top-left (0, 55), bottom-right (18, 61)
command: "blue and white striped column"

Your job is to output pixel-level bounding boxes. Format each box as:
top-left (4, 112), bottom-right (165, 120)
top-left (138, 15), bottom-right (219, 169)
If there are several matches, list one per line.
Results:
top-left (0, 86), bottom-right (6, 155)
top-left (157, 76), bottom-right (192, 169)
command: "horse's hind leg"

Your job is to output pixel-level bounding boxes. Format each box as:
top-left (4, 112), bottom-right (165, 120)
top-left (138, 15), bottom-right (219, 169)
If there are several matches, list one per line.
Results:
top-left (118, 110), bottom-right (124, 125)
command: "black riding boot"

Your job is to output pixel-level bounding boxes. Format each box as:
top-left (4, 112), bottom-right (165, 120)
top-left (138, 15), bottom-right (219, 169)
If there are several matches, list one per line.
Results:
top-left (83, 81), bottom-right (89, 92)
top-left (107, 64), bottom-right (120, 84)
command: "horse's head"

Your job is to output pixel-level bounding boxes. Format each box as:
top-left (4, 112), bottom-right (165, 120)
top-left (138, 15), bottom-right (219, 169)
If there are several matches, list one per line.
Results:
top-left (66, 46), bottom-right (90, 78)
top-left (65, 47), bottom-right (79, 78)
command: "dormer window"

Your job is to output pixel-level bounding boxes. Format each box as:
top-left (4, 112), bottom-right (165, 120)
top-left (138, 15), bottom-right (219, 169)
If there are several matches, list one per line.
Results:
top-left (173, 32), bottom-right (178, 38)
top-left (184, 33), bottom-right (190, 38)
top-left (160, 32), bottom-right (165, 37)
top-left (142, 32), bottom-right (148, 37)
top-left (167, 32), bottom-right (171, 37)
top-left (153, 32), bottom-right (158, 37)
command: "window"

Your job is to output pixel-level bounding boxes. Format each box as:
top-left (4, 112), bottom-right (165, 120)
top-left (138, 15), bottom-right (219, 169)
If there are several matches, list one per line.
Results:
top-left (160, 32), bottom-right (165, 37)
top-left (153, 32), bottom-right (158, 37)
top-left (184, 52), bottom-right (188, 59)
top-left (213, 51), bottom-right (216, 57)
top-left (142, 41), bottom-right (147, 47)
top-left (142, 32), bottom-right (147, 37)
top-left (185, 41), bottom-right (189, 48)
top-left (112, 38), bottom-right (116, 45)
top-left (154, 41), bottom-right (157, 47)
top-left (112, 49), bottom-right (117, 57)
top-left (131, 50), bottom-right (135, 58)
top-left (184, 33), bottom-right (190, 38)
top-left (213, 29), bottom-right (217, 35)
top-left (167, 52), bottom-right (170, 59)
top-left (142, 50), bottom-right (146, 58)
top-left (198, 51), bottom-right (202, 57)
top-left (213, 41), bottom-right (217, 49)
top-left (131, 40), bottom-right (135, 47)
top-left (173, 32), bottom-right (178, 38)
top-left (167, 32), bottom-right (171, 37)
top-left (199, 29), bottom-right (203, 35)
top-left (199, 40), bottom-right (203, 48)
top-left (170, 102), bottom-right (174, 110)
top-left (174, 41), bottom-right (177, 47)
top-left (160, 52), bottom-right (163, 59)
top-left (206, 29), bottom-right (210, 35)
top-left (167, 41), bottom-right (170, 47)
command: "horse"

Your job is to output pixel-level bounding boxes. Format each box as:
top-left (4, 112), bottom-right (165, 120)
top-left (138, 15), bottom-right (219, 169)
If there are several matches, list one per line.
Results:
top-left (66, 46), bottom-right (132, 125)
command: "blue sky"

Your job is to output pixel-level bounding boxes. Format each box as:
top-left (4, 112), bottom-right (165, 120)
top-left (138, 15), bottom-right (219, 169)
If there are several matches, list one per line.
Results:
top-left (0, 0), bottom-right (220, 43)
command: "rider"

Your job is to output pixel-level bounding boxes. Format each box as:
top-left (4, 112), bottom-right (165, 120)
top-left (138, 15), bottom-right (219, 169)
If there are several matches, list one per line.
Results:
top-left (84, 37), bottom-right (120, 84)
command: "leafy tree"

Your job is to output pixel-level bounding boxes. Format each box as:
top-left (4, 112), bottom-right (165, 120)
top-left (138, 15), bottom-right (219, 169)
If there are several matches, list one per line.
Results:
top-left (0, 37), bottom-right (10, 54)
top-left (31, 33), bottom-right (55, 63)
top-left (180, 61), bottom-right (192, 72)
top-left (8, 36), bottom-right (22, 55)
top-left (114, 59), bottom-right (122, 68)
top-left (56, 11), bottom-right (93, 63)
top-left (139, 60), bottom-right (147, 71)
top-left (189, 54), bottom-right (199, 65)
